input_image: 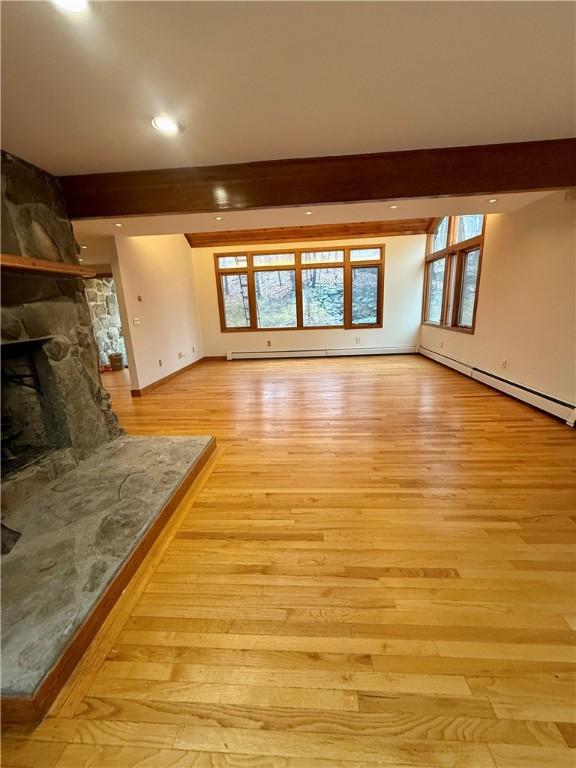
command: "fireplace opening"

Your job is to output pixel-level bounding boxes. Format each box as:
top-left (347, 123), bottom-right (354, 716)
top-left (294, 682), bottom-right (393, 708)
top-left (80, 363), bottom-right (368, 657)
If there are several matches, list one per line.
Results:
top-left (1, 337), bottom-right (70, 479)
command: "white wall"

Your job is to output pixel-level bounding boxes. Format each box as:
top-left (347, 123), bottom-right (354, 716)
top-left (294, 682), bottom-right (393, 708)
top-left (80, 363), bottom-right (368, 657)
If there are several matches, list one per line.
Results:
top-left (420, 191), bottom-right (576, 404)
top-left (191, 235), bottom-right (426, 357)
top-left (114, 235), bottom-right (203, 390)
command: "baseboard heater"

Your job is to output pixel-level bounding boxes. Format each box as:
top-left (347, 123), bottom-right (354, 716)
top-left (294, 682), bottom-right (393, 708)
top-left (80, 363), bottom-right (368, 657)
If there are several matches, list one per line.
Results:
top-left (419, 346), bottom-right (576, 425)
top-left (227, 346), bottom-right (417, 361)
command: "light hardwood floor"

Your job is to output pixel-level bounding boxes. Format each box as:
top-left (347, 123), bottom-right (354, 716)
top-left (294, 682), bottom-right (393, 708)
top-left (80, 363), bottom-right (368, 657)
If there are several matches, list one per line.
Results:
top-left (3, 355), bottom-right (576, 767)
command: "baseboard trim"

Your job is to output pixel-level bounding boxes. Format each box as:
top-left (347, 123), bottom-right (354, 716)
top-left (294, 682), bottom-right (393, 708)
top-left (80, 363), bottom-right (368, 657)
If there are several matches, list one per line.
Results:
top-left (130, 358), bottom-right (205, 397)
top-left (419, 346), bottom-right (575, 423)
top-left (227, 346), bottom-right (418, 361)
top-left (0, 438), bottom-right (217, 723)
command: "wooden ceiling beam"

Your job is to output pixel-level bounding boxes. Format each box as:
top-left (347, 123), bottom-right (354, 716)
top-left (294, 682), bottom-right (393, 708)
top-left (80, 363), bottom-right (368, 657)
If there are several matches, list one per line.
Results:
top-left (184, 218), bottom-right (434, 248)
top-left (60, 139), bottom-right (576, 220)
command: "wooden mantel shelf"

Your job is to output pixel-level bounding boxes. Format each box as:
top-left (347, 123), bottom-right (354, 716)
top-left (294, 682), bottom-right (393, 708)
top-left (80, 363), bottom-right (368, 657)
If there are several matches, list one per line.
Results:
top-left (1, 253), bottom-right (96, 278)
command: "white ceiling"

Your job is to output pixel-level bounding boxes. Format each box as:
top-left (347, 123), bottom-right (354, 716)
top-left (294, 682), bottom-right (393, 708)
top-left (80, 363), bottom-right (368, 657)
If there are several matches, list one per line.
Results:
top-left (73, 190), bottom-right (555, 243)
top-left (2, 2), bottom-right (575, 176)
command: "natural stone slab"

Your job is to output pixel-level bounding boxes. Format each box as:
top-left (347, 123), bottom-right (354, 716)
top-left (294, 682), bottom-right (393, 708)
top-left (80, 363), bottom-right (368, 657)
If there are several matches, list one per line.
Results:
top-left (1, 434), bottom-right (214, 698)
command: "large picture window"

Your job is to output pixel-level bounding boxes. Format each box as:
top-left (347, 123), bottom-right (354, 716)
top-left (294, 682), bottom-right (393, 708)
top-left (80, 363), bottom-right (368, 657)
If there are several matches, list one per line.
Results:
top-left (422, 215), bottom-right (484, 332)
top-left (215, 245), bottom-right (385, 332)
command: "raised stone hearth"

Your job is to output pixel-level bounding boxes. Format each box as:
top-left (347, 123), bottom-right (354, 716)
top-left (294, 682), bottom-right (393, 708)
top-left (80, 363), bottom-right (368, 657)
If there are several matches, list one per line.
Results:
top-left (1, 435), bottom-right (214, 703)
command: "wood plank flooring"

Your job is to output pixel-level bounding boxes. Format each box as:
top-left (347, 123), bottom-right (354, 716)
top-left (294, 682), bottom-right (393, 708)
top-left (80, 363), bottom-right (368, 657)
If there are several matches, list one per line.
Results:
top-left (4, 355), bottom-right (575, 767)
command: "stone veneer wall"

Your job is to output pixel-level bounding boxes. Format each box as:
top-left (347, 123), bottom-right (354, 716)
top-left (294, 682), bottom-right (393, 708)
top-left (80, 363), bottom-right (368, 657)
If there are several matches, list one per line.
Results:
top-left (85, 278), bottom-right (127, 366)
top-left (1, 151), bottom-right (122, 471)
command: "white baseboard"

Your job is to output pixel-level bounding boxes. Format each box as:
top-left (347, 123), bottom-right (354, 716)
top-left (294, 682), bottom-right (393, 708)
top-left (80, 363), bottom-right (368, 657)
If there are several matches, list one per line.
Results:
top-left (227, 346), bottom-right (417, 361)
top-left (419, 346), bottom-right (575, 424)
top-left (418, 347), bottom-right (473, 377)
top-left (327, 346), bottom-right (417, 357)
top-left (228, 349), bottom-right (326, 360)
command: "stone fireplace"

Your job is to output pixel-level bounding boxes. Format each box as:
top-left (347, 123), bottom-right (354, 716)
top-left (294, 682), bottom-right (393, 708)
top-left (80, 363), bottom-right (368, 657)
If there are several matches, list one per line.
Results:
top-left (1, 151), bottom-right (215, 721)
top-left (1, 152), bottom-right (122, 496)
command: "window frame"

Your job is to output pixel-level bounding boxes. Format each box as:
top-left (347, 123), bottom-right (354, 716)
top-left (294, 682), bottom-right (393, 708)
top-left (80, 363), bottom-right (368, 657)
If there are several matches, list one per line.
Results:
top-left (215, 245), bottom-right (385, 332)
top-left (421, 216), bottom-right (485, 334)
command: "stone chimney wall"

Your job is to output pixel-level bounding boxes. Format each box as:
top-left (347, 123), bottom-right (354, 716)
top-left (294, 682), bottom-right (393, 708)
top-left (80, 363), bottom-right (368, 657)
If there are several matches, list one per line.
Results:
top-left (1, 151), bottom-right (122, 476)
top-left (85, 277), bottom-right (127, 366)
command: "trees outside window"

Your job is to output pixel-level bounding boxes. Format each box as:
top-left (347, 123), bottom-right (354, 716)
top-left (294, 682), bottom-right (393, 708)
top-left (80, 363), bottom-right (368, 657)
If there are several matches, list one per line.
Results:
top-left (255, 270), bottom-right (297, 328)
top-left (215, 245), bottom-right (385, 332)
top-left (422, 215), bottom-right (484, 332)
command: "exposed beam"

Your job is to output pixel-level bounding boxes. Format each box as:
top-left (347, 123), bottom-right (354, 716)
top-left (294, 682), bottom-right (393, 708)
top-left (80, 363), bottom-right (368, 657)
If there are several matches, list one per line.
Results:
top-left (60, 139), bottom-right (576, 220)
top-left (185, 218), bottom-right (433, 248)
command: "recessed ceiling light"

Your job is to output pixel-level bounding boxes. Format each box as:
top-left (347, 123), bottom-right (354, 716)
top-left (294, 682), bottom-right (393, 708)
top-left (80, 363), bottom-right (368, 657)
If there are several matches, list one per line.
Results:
top-left (51, 0), bottom-right (88, 12)
top-left (151, 115), bottom-right (181, 136)
top-left (389, 204), bottom-right (398, 209)
top-left (114, 223), bottom-right (123, 228)
top-left (79, 258), bottom-right (84, 262)
top-left (215, 216), bottom-right (223, 222)
top-left (81, 245), bottom-right (88, 249)
top-left (488, 198), bottom-right (497, 203)
top-left (305, 211), bottom-right (313, 216)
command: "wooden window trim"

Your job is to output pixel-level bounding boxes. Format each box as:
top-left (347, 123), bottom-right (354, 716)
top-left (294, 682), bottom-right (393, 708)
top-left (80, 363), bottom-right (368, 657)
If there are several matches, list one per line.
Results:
top-left (421, 254), bottom-right (449, 327)
top-left (215, 245), bottom-right (385, 332)
top-left (421, 216), bottom-right (485, 333)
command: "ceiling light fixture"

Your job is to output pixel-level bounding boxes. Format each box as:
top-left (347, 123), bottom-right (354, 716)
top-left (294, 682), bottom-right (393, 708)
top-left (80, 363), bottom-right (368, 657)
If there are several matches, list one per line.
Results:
top-left (215, 216), bottom-right (223, 222)
top-left (51, 0), bottom-right (88, 12)
top-left (114, 223), bottom-right (123, 228)
top-left (488, 198), bottom-right (497, 203)
top-left (151, 115), bottom-right (181, 136)
top-left (305, 211), bottom-right (313, 216)
top-left (389, 204), bottom-right (398, 209)
top-left (81, 245), bottom-right (87, 249)
top-left (79, 258), bottom-right (84, 262)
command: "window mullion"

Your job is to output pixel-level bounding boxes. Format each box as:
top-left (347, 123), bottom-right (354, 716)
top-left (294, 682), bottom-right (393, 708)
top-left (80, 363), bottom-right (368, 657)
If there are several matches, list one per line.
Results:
top-left (246, 253), bottom-right (258, 330)
top-left (295, 251), bottom-right (303, 329)
top-left (344, 248), bottom-right (351, 328)
top-left (451, 250), bottom-right (465, 327)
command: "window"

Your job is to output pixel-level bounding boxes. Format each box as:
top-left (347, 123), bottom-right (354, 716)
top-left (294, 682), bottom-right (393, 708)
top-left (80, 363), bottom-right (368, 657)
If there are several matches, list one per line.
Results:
top-left (351, 266), bottom-right (379, 325)
top-left (424, 258), bottom-right (446, 324)
top-left (301, 250), bottom-right (344, 264)
top-left (220, 273), bottom-right (251, 328)
top-left (455, 215), bottom-right (483, 243)
top-left (255, 270), bottom-right (297, 328)
top-left (215, 245), bottom-right (384, 331)
top-left (432, 217), bottom-right (449, 252)
top-left (350, 248), bottom-right (380, 262)
top-left (422, 215), bottom-right (484, 332)
top-left (253, 253), bottom-right (295, 267)
top-left (218, 255), bottom-right (247, 269)
top-left (302, 267), bottom-right (344, 327)
top-left (458, 248), bottom-right (480, 327)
